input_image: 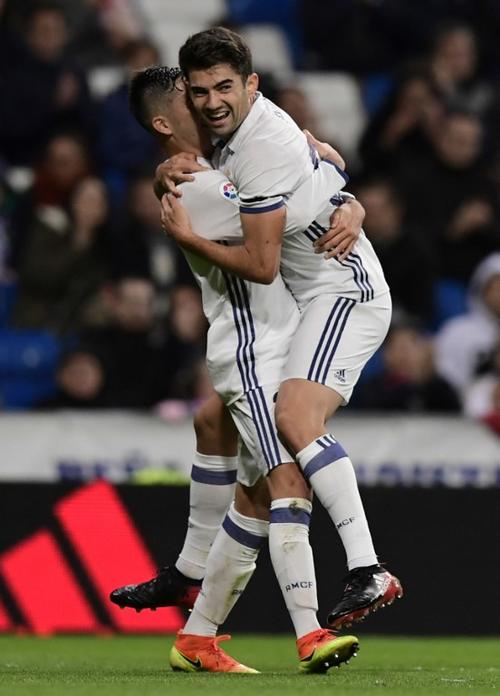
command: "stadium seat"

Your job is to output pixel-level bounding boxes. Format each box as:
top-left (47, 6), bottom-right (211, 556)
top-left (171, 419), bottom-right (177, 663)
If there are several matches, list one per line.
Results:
top-left (87, 66), bottom-right (125, 100)
top-left (362, 72), bottom-right (395, 117)
top-left (240, 24), bottom-right (294, 81)
top-left (432, 278), bottom-right (468, 330)
top-left (298, 72), bottom-right (367, 164)
top-left (147, 20), bottom-right (209, 65)
top-left (0, 329), bottom-right (62, 377)
top-left (227, 0), bottom-right (303, 67)
top-left (0, 375), bottom-right (58, 410)
top-left (0, 329), bottom-right (62, 409)
top-left (139, 0), bottom-right (225, 24)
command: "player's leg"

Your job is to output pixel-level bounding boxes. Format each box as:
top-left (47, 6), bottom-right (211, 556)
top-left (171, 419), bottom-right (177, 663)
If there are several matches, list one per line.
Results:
top-left (170, 476), bottom-right (269, 674)
top-left (226, 386), bottom-right (332, 656)
top-left (232, 386), bottom-right (359, 671)
top-left (266, 462), bottom-right (359, 673)
top-left (110, 392), bottom-right (238, 611)
top-left (171, 385), bottom-right (358, 673)
top-left (176, 395), bottom-right (239, 581)
top-left (276, 293), bottom-right (402, 629)
top-left (277, 378), bottom-right (379, 571)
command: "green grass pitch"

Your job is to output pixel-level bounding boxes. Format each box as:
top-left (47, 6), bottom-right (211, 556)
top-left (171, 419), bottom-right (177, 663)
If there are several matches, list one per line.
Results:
top-left (0, 634), bottom-right (498, 695)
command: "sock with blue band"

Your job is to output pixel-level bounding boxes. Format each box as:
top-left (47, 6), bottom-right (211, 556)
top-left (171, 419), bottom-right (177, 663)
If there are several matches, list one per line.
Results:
top-left (297, 436), bottom-right (378, 570)
top-left (183, 502), bottom-right (269, 636)
top-left (176, 452), bottom-right (237, 580)
top-left (269, 497), bottom-right (320, 639)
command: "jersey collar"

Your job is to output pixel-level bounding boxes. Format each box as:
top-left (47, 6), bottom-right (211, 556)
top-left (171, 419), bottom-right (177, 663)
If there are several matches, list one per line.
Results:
top-left (211, 92), bottom-right (264, 155)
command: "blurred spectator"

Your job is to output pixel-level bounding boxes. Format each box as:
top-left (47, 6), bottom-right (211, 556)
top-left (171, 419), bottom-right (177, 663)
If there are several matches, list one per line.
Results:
top-left (355, 176), bottom-right (435, 325)
top-left (359, 68), bottom-right (444, 173)
top-left (11, 176), bottom-right (112, 334)
top-left (275, 85), bottom-right (324, 138)
top-left (38, 349), bottom-right (107, 409)
top-left (427, 21), bottom-right (500, 162)
top-left (98, 38), bottom-right (162, 195)
top-left (90, 0), bottom-right (144, 56)
top-left (40, 276), bottom-right (168, 409)
top-left (463, 343), bottom-right (500, 436)
top-left (9, 131), bottom-right (92, 268)
top-left (160, 285), bottom-right (208, 401)
top-left (428, 22), bottom-right (494, 115)
top-left (112, 173), bottom-right (194, 317)
top-left (435, 252), bottom-right (500, 396)
top-left (300, 1), bottom-right (500, 76)
top-left (398, 110), bottom-right (500, 282)
top-left (0, 1), bottom-right (95, 166)
top-left (300, 0), bottom-right (408, 74)
top-left (355, 321), bottom-right (460, 412)
top-left (28, 131), bottom-right (91, 208)
top-left (66, 0), bottom-right (145, 68)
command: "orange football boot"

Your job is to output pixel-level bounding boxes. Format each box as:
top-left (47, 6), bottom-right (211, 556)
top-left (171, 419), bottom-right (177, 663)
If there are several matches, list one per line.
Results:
top-left (170, 632), bottom-right (259, 673)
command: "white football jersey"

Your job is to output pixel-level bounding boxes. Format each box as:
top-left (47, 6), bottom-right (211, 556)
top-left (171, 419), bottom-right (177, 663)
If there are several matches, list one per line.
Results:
top-left (283, 162), bottom-right (390, 309)
top-left (214, 92), bottom-right (326, 214)
top-left (214, 93), bottom-right (389, 310)
top-left (179, 160), bottom-right (299, 404)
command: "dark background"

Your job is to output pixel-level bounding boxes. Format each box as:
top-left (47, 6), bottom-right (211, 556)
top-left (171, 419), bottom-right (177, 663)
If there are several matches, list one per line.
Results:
top-left (1, 483), bottom-right (499, 635)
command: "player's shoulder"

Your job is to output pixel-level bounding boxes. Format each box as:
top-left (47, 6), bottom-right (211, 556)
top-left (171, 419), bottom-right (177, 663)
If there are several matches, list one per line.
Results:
top-left (181, 168), bottom-right (240, 209)
top-left (240, 95), bottom-right (304, 146)
top-left (234, 121), bottom-right (308, 173)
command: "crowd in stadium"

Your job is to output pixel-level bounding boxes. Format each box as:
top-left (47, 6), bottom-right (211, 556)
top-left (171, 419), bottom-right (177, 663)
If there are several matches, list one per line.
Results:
top-left (0, 0), bottom-right (499, 434)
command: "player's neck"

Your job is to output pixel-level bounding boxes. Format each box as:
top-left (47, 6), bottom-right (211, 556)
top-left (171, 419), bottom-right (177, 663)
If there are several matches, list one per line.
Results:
top-left (166, 143), bottom-right (203, 158)
top-left (164, 135), bottom-right (212, 159)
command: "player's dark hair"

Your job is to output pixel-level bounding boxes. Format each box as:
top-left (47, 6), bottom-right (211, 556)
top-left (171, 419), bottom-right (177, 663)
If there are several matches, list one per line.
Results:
top-left (129, 66), bottom-right (183, 133)
top-left (179, 26), bottom-right (253, 81)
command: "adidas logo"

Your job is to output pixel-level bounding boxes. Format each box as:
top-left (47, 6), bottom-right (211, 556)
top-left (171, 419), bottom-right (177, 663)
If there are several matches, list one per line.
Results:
top-left (333, 369), bottom-right (346, 383)
top-left (0, 481), bottom-right (184, 635)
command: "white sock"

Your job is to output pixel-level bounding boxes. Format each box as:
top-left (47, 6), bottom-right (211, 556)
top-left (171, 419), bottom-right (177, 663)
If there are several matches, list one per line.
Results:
top-left (183, 502), bottom-right (268, 636)
top-left (297, 435), bottom-right (378, 570)
top-left (269, 497), bottom-right (320, 639)
top-left (175, 452), bottom-right (237, 580)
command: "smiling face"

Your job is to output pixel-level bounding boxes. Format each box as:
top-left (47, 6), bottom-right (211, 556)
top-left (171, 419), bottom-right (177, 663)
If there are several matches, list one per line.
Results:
top-left (186, 63), bottom-right (258, 138)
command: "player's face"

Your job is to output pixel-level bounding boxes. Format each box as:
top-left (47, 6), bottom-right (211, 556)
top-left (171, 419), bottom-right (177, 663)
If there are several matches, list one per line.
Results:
top-left (187, 63), bottom-right (258, 138)
top-left (162, 80), bottom-right (211, 155)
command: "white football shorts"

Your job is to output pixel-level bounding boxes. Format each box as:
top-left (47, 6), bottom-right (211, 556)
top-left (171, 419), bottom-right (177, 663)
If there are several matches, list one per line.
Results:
top-left (282, 292), bottom-right (392, 403)
top-left (228, 382), bottom-right (292, 487)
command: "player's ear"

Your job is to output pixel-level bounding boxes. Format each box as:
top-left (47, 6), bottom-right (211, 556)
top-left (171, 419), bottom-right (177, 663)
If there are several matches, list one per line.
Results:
top-left (151, 115), bottom-right (172, 137)
top-left (246, 72), bottom-right (259, 98)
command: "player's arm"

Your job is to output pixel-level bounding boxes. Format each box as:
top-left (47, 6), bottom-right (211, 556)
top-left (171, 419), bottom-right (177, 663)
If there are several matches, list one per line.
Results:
top-left (161, 194), bottom-right (283, 284)
top-left (154, 153), bottom-right (209, 199)
top-left (315, 195), bottom-right (366, 259)
top-left (305, 130), bottom-right (364, 260)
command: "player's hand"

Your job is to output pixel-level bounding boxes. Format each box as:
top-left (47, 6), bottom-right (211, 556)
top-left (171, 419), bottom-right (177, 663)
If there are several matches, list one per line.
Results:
top-left (154, 153), bottom-right (209, 199)
top-left (304, 129), bottom-right (345, 170)
top-left (160, 193), bottom-right (196, 246)
top-left (314, 199), bottom-right (365, 261)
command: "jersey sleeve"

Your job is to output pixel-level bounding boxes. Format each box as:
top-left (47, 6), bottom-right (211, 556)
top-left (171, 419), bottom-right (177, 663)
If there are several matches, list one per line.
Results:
top-left (179, 170), bottom-right (242, 242)
top-left (234, 137), bottom-right (309, 214)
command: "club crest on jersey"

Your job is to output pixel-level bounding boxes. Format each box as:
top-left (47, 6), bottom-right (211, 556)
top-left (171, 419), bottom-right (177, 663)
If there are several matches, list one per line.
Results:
top-left (220, 181), bottom-right (239, 202)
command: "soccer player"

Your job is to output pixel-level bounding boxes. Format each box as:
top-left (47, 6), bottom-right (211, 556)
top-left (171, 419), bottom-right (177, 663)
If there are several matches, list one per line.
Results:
top-left (112, 66), bottom-right (362, 673)
top-left (158, 26), bottom-right (403, 633)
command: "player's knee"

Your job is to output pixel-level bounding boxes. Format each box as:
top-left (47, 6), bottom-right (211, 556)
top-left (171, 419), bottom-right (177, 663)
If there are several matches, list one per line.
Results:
top-left (274, 401), bottom-right (293, 442)
top-left (275, 402), bottom-right (305, 453)
top-left (193, 396), bottom-right (237, 455)
top-left (268, 462), bottom-right (311, 500)
top-left (193, 401), bottom-right (216, 440)
top-left (234, 480), bottom-right (270, 520)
